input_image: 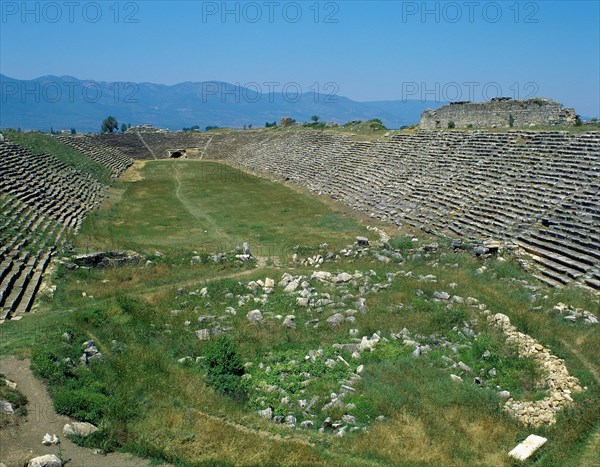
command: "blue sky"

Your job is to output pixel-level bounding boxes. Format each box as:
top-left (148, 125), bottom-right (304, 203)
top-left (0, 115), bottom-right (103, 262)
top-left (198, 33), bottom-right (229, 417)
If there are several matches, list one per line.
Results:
top-left (1, 0), bottom-right (599, 116)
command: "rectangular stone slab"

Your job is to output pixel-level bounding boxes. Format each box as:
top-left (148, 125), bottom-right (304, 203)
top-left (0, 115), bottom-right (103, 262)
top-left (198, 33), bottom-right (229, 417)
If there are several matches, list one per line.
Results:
top-left (508, 434), bottom-right (548, 461)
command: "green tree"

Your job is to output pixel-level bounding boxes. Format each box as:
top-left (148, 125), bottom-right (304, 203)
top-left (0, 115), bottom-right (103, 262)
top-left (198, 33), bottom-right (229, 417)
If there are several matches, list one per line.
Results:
top-left (311, 115), bottom-right (319, 122)
top-left (120, 123), bottom-right (128, 133)
top-left (508, 113), bottom-right (515, 127)
top-left (201, 336), bottom-right (246, 399)
top-left (101, 116), bottom-right (119, 133)
top-left (70, 128), bottom-right (76, 135)
top-left (448, 120), bottom-right (455, 129)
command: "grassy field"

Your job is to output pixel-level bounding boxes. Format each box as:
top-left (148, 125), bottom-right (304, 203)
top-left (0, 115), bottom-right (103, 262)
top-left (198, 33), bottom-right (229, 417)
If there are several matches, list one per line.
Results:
top-left (75, 160), bottom-right (368, 255)
top-left (3, 160), bottom-right (599, 466)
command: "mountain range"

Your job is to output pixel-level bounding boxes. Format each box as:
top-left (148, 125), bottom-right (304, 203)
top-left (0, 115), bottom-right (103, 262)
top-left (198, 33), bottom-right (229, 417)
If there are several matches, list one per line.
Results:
top-left (0, 75), bottom-right (442, 132)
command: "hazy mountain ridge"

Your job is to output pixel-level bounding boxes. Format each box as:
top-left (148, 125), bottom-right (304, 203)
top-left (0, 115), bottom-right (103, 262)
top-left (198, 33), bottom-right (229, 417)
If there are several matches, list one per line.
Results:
top-left (0, 74), bottom-right (440, 132)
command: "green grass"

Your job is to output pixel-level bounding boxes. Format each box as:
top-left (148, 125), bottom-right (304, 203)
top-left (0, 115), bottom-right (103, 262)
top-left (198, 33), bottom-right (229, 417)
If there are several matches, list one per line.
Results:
top-left (0, 374), bottom-right (28, 429)
top-left (3, 161), bottom-right (599, 466)
top-left (4, 130), bottom-right (112, 184)
top-left (75, 160), bottom-right (368, 255)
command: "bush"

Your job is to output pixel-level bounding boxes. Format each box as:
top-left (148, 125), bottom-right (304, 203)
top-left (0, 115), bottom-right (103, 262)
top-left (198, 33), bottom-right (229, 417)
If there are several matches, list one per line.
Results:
top-left (31, 349), bottom-right (74, 386)
top-left (367, 119), bottom-right (387, 131)
top-left (303, 122), bottom-right (326, 129)
top-left (53, 388), bottom-right (109, 424)
top-left (448, 121), bottom-right (456, 129)
top-left (201, 336), bottom-right (246, 399)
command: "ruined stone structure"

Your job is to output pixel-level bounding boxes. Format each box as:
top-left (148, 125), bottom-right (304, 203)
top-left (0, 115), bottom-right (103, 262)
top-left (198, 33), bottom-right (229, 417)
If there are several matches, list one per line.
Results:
top-left (0, 139), bottom-right (132, 322)
top-left (421, 98), bottom-right (578, 129)
top-left (84, 128), bottom-right (600, 292)
top-left (9, 129), bottom-right (599, 299)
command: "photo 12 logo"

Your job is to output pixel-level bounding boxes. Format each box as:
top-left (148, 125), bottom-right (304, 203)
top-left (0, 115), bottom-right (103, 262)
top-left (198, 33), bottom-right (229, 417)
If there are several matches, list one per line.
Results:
top-left (401, 1), bottom-right (540, 23)
top-left (1, 1), bottom-right (139, 23)
top-left (201, 81), bottom-right (339, 104)
top-left (1, 80), bottom-right (139, 104)
top-left (201, 1), bottom-right (339, 23)
top-left (401, 81), bottom-right (540, 102)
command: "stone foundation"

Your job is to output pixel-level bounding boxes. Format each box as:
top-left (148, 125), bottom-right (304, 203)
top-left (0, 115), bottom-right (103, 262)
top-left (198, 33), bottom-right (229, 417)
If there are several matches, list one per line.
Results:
top-left (421, 98), bottom-right (577, 129)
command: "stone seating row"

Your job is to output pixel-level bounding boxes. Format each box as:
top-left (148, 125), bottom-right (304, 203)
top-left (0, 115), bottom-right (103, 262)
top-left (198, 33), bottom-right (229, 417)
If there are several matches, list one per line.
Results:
top-left (222, 130), bottom-right (600, 291)
top-left (54, 135), bottom-right (133, 177)
top-left (0, 141), bottom-right (108, 321)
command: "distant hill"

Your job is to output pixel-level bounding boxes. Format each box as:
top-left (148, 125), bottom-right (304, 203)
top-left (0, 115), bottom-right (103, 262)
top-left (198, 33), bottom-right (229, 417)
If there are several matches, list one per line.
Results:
top-left (0, 75), bottom-right (441, 132)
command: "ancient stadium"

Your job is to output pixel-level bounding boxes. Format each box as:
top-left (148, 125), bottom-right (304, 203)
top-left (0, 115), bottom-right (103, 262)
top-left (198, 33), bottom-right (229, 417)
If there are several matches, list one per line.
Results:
top-left (0, 100), bottom-right (599, 466)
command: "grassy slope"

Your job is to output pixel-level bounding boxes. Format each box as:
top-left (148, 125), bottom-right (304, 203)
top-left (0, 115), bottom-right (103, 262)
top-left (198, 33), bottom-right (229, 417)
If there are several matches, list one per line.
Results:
top-left (3, 160), bottom-right (598, 466)
top-left (4, 130), bottom-right (112, 184)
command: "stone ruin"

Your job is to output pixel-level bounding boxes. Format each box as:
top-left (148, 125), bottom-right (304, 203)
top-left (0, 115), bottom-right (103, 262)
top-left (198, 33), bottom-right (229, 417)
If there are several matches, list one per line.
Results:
top-left (60, 128), bottom-right (600, 293)
top-left (1, 124), bottom-right (599, 326)
top-left (168, 147), bottom-right (202, 158)
top-left (0, 137), bottom-right (132, 322)
top-left (421, 97), bottom-right (578, 130)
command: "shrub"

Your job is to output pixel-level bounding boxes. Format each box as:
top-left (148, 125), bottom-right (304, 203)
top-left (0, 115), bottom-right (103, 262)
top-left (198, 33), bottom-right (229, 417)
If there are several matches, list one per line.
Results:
top-left (53, 388), bottom-right (109, 424)
top-left (201, 336), bottom-right (246, 399)
top-left (31, 349), bottom-right (74, 386)
top-left (367, 119), bottom-right (387, 131)
top-left (448, 121), bottom-right (456, 129)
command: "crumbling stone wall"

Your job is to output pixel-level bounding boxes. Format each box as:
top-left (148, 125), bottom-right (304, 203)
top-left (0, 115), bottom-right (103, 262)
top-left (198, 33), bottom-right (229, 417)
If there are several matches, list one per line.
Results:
top-left (421, 98), bottom-right (577, 129)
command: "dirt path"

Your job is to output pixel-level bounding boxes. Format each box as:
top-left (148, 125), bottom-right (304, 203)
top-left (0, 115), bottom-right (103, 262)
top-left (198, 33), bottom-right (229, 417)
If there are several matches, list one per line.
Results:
top-left (560, 333), bottom-right (600, 466)
top-left (172, 161), bottom-right (233, 245)
top-left (191, 408), bottom-right (313, 447)
top-left (0, 356), bottom-right (150, 467)
top-left (579, 425), bottom-right (600, 467)
top-left (562, 333), bottom-right (600, 384)
top-left (136, 133), bottom-right (157, 160)
top-left (199, 136), bottom-right (213, 159)
top-left (140, 256), bottom-right (270, 300)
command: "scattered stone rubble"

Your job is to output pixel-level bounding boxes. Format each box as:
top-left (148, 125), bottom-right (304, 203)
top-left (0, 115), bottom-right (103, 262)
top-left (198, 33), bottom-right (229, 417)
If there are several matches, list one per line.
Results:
top-left (489, 312), bottom-right (583, 426)
top-left (63, 421), bottom-right (99, 438)
top-left (508, 434), bottom-right (548, 461)
top-left (172, 237), bottom-right (586, 432)
top-left (553, 302), bottom-right (598, 325)
top-left (63, 251), bottom-right (142, 269)
top-left (79, 339), bottom-right (105, 365)
top-left (27, 454), bottom-right (63, 467)
top-left (41, 433), bottom-right (60, 445)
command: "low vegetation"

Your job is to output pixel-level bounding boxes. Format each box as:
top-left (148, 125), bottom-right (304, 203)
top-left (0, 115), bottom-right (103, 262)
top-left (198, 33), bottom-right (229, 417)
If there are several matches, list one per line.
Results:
top-left (0, 373), bottom-right (28, 430)
top-left (3, 160), bottom-right (598, 465)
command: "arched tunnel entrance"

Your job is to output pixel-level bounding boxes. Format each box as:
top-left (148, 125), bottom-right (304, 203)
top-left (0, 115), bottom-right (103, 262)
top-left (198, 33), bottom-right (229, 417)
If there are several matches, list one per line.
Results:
top-left (169, 149), bottom-right (186, 158)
